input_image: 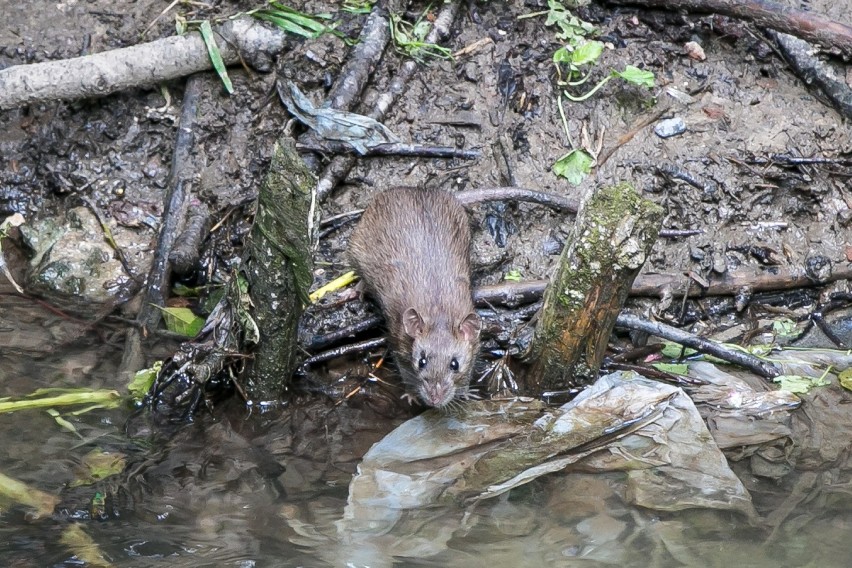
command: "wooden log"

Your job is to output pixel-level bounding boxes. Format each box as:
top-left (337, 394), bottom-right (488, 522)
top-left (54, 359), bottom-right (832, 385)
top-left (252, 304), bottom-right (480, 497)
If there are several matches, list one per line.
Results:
top-left (526, 183), bottom-right (664, 391)
top-left (243, 138), bottom-right (317, 402)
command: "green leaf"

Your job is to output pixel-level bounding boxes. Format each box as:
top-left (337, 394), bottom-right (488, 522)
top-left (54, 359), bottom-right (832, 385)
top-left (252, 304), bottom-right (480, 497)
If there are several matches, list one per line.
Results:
top-left (199, 21), bottom-right (234, 94)
top-left (773, 374), bottom-right (830, 394)
top-left (772, 317), bottom-right (799, 339)
top-left (159, 307), bottom-right (205, 337)
top-left (613, 65), bottom-right (655, 88)
top-left (553, 46), bottom-right (572, 64)
top-left (571, 40), bottom-right (603, 66)
top-left (253, 12), bottom-right (316, 37)
top-left (46, 408), bottom-right (81, 436)
top-left (839, 369), bottom-right (852, 392)
top-left (266, 7), bottom-right (328, 33)
top-left (128, 361), bottom-right (162, 400)
top-left (413, 20), bottom-right (431, 41)
top-left (661, 342), bottom-right (697, 359)
top-left (343, 0), bottom-right (373, 14)
top-left (504, 269), bottom-right (522, 282)
top-left (745, 344), bottom-right (773, 357)
top-left (652, 363), bottom-right (689, 376)
top-left (69, 449), bottom-right (126, 488)
top-left (552, 149), bottom-right (594, 185)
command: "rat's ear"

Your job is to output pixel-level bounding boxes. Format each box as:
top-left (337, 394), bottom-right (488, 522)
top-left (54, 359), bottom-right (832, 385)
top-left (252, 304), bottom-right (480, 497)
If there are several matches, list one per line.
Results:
top-left (403, 308), bottom-right (426, 338)
top-left (458, 312), bottom-right (481, 341)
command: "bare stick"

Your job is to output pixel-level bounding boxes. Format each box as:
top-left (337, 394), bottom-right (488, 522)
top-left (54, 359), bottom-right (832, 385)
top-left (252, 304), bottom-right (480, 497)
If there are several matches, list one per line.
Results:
top-left (631, 263), bottom-right (852, 297)
top-left (615, 313), bottom-right (781, 378)
top-left (315, 1), bottom-right (461, 202)
top-left (307, 315), bottom-right (384, 351)
top-left (456, 187), bottom-right (579, 213)
top-left (120, 74), bottom-right (203, 377)
top-left (296, 140), bottom-right (480, 159)
top-left (301, 337), bottom-right (387, 367)
top-left (0, 18), bottom-right (287, 110)
top-left (473, 261), bottom-right (852, 304)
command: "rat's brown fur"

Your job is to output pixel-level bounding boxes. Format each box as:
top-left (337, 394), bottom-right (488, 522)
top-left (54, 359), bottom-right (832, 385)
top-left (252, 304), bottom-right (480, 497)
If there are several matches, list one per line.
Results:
top-left (349, 187), bottom-right (481, 407)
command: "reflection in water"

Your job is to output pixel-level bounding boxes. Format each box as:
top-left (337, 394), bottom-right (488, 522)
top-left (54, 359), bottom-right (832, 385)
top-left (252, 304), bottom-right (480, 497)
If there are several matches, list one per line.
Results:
top-left (1, 344), bottom-right (852, 567)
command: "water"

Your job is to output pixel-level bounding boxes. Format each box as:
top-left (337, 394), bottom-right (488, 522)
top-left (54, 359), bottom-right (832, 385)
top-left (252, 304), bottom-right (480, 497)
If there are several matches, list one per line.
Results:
top-left (2, 327), bottom-right (851, 567)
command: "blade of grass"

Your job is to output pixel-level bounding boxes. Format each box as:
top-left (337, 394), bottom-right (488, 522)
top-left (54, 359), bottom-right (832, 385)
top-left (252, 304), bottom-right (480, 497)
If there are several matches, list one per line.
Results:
top-left (252, 12), bottom-right (317, 37)
top-left (199, 20), bottom-right (234, 94)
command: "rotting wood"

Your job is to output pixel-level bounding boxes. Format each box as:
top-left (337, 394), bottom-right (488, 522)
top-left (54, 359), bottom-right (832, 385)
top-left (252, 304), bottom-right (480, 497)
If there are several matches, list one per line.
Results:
top-left (168, 197), bottom-right (211, 276)
top-left (0, 18), bottom-right (287, 110)
top-left (526, 183), bottom-right (664, 391)
top-left (606, 0), bottom-right (852, 57)
top-left (243, 138), bottom-right (317, 402)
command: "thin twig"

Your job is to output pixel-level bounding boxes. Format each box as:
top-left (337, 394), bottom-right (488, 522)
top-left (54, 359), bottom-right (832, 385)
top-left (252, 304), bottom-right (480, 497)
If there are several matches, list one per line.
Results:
top-left (296, 140), bottom-right (480, 159)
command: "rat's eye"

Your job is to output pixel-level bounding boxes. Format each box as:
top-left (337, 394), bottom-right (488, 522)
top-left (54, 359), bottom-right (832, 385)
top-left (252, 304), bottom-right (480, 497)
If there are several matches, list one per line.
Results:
top-left (418, 352), bottom-right (427, 369)
top-left (450, 358), bottom-right (459, 371)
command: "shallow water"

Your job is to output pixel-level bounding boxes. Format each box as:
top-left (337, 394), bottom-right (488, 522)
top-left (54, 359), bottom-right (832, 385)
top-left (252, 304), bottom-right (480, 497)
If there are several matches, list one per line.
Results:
top-left (2, 337), bottom-right (852, 568)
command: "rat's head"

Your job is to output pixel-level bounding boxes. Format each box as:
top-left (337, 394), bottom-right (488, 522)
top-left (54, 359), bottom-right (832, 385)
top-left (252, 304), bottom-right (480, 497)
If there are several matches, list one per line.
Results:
top-left (402, 307), bottom-right (481, 408)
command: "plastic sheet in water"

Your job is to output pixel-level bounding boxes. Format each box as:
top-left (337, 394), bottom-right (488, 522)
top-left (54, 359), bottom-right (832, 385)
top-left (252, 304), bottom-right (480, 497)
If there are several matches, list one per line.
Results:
top-left (337, 371), bottom-right (759, 556)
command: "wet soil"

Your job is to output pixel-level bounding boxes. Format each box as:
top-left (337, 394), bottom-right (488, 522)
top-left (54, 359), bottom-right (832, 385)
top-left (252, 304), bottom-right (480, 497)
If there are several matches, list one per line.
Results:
top-left (1, 0), bottom-right (851, 566)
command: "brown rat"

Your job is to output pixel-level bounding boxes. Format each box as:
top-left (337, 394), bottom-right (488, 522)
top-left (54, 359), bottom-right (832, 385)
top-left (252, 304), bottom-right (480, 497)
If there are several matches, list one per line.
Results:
top-left (348, 187), bottom-right (481, 408)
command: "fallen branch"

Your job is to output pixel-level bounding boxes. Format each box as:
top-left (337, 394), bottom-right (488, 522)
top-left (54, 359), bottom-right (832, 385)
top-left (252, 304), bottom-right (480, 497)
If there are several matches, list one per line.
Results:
top-left (473, 261), bottom-right (852, 303)
top-left (615, 313), bottom-right (781, 378)
top-left (0, 18), bottom-right (287, 110)
top-left (315, 1), bottom-right (461, 201)
top-left (768, 31), bottom-right (852, 119)
top-left (296, 140), bottom-right (480, 159)
top-left (121, 74), bottom-right (203, 379)
top-left (301, 337), bottom-right (387, 367)
top-left (606, 0), bottom-right (852, 57)
top-left (631, 263), bottom-right (852, 297)
top-left (455, 186), bottom-right (579, 213)
top-left (306, 315), bottom-right (383, 351)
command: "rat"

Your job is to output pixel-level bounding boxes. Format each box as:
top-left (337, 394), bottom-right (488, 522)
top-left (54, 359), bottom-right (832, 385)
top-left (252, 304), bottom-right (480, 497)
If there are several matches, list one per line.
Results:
top-left (348, 187), bottom-right (481, 408)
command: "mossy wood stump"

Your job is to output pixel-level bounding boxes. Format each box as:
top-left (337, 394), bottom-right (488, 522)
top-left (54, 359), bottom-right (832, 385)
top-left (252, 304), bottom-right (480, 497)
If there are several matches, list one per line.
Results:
top-left (527, 183), bottom-right (663, 392)
top-left (244, 138), bottom-right (316, 402)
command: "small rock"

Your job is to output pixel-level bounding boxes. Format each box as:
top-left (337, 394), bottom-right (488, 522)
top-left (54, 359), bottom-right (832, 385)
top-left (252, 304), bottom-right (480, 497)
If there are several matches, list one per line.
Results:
top-left (654, 117), bottom-right (686, 138)
top-left (684, 41), bottom-right (706, 61)
top-left (463, 62), bottom-right (482, 82)
top-left (836, 209), bottom-right (852, 227)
